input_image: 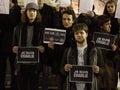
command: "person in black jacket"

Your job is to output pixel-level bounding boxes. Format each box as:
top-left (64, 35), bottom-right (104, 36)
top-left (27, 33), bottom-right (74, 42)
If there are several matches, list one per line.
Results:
top-left (46, 10), bottom-right (76, 90)
top-left (60, 23), bottom-right (105, 90)
top-left (103, 0), bottom-right (119, 36)
top-left (12, 2), bottom-right (45, 90)
top-left (0, 0), bottom-right (21, 90)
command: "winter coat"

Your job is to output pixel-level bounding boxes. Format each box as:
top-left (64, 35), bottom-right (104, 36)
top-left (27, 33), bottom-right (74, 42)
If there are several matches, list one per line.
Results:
top-left (60, 46), bottom-right (105, 90)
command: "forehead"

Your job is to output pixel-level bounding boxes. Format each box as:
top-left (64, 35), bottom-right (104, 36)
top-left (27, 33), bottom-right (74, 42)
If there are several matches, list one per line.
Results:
top-left (62, 14), bottom-right (73, 19)
top-left (103, 20), bottom-right (111, 25)
top-left (74, 29), bottom-right (86, 33)
top-left (107, 3), bottom-right (115, 7)
top-left (26, 9), bottom-right (37, 11)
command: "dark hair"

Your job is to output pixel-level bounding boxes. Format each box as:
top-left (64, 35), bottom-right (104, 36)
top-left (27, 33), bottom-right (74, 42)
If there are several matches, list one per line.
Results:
top-left (21, 10), bottom-right (42, 24)
top-left (12, 0), bottom-right (18, 5)
top-left (96, 15), bottom-right (111, 27)
top-left (103, 0), bottom-right (117, 16)
top-left (72, 23), bottom-right (88, 33)
top-left (62, 10), bottom-right (76, 21)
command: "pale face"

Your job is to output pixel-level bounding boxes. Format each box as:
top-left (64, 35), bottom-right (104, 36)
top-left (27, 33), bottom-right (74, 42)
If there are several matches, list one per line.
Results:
top-left (106, 3), bottom-right (116, 15)
top-left (26, 9), bottom-right (37, 23)
top-left (100, 20), bottom-right (111, 33)
top-left (74, 30), bottom-right (88, 44)
top-left (62, 14), bottom-right (74, 28)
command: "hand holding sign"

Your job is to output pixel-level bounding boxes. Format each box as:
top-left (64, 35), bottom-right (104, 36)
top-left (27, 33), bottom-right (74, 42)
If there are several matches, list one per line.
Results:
top-left (111, 44), bottom-right (117, 51)
top-left (36, 45), bottom-right (45, 53)
top-left (64, 64), bottom-right (72, 72)
top-left (92, 65), bottom-right (99, 74)
top-left (12, 46), bottom-right (19, 54)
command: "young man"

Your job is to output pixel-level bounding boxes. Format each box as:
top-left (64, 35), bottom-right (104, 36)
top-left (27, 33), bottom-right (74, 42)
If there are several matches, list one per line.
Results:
top-left (12, 2), bottom-right (45, 90)
top-left (60, 23), bottom-right (105, 90)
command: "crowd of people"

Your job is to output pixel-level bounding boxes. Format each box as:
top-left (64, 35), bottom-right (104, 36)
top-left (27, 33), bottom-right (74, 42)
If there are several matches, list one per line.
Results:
top-left (0, 0), bottom-right (120, 90)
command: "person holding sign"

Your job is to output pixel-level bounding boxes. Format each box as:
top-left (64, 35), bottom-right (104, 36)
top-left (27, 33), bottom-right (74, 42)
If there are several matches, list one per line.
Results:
top-left (103, 0), bottom-right (119, 36)
top-left (60, 23), bottom-right (105, 90)
top-left (12, 2), bottom-right (45, 90)
top-left (93, 15), bottom-right (119, 90)
top-left (44, 9), bottom-right (76, 90)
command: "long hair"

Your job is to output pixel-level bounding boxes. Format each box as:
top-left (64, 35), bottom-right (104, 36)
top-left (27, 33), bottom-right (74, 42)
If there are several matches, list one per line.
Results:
top-left (103, 0), bottom-right (117, 17)
top-left (21, 9), bottom-right (42, 24)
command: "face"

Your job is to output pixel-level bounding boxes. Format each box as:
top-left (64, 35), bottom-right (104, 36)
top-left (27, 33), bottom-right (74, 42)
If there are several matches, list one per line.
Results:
top-left (100, 20), bottom-right (111, 33)
top-left (62, 14), bottom-right (74, 28)
top-left (9, 0), bottom-right (14, 9)
top-left (106, 3), bottom-right (116, 15)
top-left (26, 9), bottom-right (37, 23)
top-left (74, 30), bottom-right (88, 44)
top-left (38, 0), bottom-right (44, 8)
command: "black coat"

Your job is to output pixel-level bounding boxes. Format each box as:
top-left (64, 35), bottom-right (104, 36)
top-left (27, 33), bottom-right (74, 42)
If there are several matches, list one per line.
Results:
top-left (0, 5), bottom-right (21, 52)
top-left (60, 46), bottom-right (105, 90)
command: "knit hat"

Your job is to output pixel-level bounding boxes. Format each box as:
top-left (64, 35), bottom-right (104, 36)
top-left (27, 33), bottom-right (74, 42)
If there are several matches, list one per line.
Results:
top-left (26, 2), bottom-right (39, 10)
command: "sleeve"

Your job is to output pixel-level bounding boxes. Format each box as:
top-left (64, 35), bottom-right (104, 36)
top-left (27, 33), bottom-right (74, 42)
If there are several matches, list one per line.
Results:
top-left (12, 25), bottom-right (20, 47)
top-left (60, 48), bottom-right (69, 76)
top-left (96, 48), bottom-right (105, 76)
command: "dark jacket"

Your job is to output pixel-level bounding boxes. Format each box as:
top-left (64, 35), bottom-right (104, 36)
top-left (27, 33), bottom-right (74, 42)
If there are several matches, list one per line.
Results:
top-left (12, 22), bottom-right (46, 72)
top-left (39, 4), bottom-right (61, 28)
top-left (60, 45), bottom-right (105, 90)
top-left (12, 22), bottom-right (44, 46)
top-left (0, 5), bottom-right (21, 53)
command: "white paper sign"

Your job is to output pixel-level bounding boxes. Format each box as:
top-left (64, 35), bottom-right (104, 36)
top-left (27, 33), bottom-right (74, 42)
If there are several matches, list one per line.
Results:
top-left (115, 0), bottom-right (120, 18)
top-left (0, 0), bottom-right (9, 14)
top-left (79, 0), bottom-right (94, 13)
top-left (24, 0), bottom-right (38, 8)
top-left (57, 0), bottom-right (71, 7)
top-left (117, 72), bottom-right (120, 89)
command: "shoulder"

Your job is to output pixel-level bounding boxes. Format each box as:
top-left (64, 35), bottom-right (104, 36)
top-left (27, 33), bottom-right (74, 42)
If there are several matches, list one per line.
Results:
top-left (43, 4), bottom-right (53, 10)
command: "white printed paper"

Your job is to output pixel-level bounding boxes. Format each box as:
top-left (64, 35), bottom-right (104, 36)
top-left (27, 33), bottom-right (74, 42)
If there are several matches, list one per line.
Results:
top-left (79, 0), bottom-right (94, 13)
top-left (57, 0), bottom-right (71, 7)
top-left (115, 0), bottom-right (120, 18)
top-left (0, 0), bottom-right (9, 14)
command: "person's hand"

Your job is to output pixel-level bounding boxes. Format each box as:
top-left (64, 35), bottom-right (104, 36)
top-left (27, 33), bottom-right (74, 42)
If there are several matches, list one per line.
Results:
top-left (81, 13), bottom-right (87, 16)
top-left (12, 46), bottom-right (19, 54)
top-left (87, 11), bottom-right (95, 17)
top-left (64, 64), bottom-right (72, 72)
top-left (111, 44), bottom-right (117, 51)
top-left (48, 42), bottom-right (54, 49)
top-left (92, 65), bottom-right (99, 73)
top-left (55, 3), bottom-right (60, 12)
top-left (36, 46), bottom-right (45, 53)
